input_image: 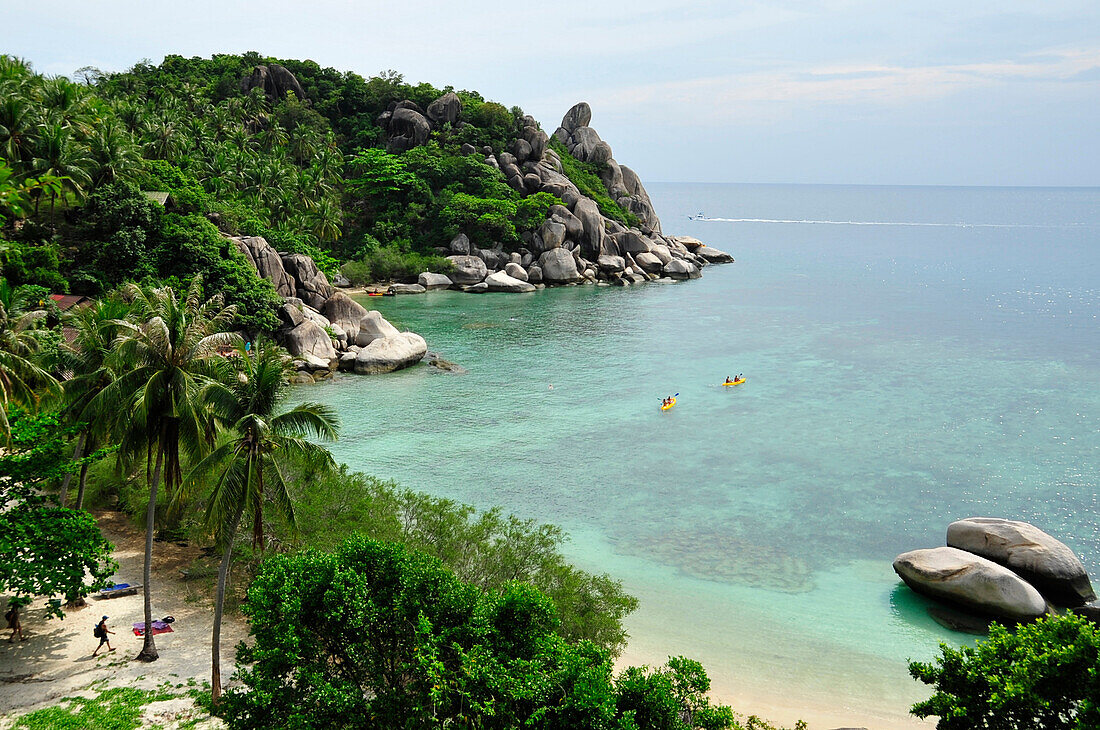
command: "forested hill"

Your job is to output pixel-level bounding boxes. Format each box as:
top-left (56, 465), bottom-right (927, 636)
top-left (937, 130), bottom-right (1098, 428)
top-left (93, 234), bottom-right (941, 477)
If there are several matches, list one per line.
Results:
top-left (0, 52), bottom-right (721, 334)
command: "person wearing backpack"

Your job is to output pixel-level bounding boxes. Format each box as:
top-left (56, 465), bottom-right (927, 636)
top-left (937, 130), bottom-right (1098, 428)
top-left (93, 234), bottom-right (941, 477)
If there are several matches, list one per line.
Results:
top-left (4, 604), bottom-right (23, 643)
top-left (92, 616), bottom-right (115, 656)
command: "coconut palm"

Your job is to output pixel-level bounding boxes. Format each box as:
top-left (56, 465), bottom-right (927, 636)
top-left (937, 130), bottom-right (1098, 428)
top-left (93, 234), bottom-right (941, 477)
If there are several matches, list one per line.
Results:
top-left (0, 279), bottom-right (58, 442)
top-left (55, 296), bottom-right (133, 508)
top-left (31, 122), bottom-right (94, 210)
top-left (187, 339), bottom-right (337, 703)
top-left (91, 278), bottom-right (236, 661)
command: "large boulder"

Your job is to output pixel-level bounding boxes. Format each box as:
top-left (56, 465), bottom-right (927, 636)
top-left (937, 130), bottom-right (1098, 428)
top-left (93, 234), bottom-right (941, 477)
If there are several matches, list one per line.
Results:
top-left (893, 547), bottom-right (1048, 621)
top-left (240, 64), bottom-right (306, 101)
top-left (485, 271), bottom-right (536, 293)
top-left (538, 248), bottom-right (581, 284)
top-left (445, 255), bottom-right (488, 285)
top-left (390, 283), bottom-right (426, 294)
top-left (283, 321), bottom-right (337, 363)
top-left (449, 233), bottom-right (471, 255)
top-left (504, 262), bottom-right (529, 281)
top-left (635, 251), bottom-right (664, 274)
top-left (354, 332), bottom-right (427, 375)
top-left (388, 107), bottom-right (432, 151)
top-left (535, 220), bottom-right (566, 253)
top-left (281, 254), bottom-right (334, 310)
top-left (418, 272), bottom-right (453, 290)
top-left (597, 255), bottom-right (626, 273)
top-left (356, 310), bottom-right (400, 347)
top-left (561, 102), bottom-right (592, 133)
top-left (663, 259), bottom-right (701, 280)
top-left (321, 292), bottom-right (369, 342)
top-left (947, 518), bottom-right (1096, 606)
top-left (572, 198), bottom-right (605, 260)
top-left (695, 245), bottom-right (735, 263)
top-left (231, 236), bottom-right (296, 296)
top-left (425, 91), bottom-right (462, 125)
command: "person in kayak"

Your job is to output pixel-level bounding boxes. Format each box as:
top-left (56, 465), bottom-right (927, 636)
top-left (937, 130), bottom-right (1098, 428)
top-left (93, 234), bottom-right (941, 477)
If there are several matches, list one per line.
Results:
top-left (662, 396), bottom-right (672, 407)
top-left (724, 376), bottom-right (733, 384)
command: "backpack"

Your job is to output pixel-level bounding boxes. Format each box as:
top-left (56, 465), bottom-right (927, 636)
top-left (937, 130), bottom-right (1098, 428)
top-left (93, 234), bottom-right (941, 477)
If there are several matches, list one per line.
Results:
top-left (93, 623), bottom-right (105, 638)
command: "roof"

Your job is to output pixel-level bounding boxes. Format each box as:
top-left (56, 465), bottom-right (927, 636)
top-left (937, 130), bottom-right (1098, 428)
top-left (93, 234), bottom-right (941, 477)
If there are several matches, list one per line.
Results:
top-left (142, 191), bottom-right (171, 206)
top-left (49, 294), bottom-right (92, 312)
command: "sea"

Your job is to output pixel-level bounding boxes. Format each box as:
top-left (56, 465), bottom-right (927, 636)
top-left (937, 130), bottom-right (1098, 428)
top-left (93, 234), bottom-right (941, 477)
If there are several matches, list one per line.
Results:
top-left (296, 184), bottom-right (1100, 728)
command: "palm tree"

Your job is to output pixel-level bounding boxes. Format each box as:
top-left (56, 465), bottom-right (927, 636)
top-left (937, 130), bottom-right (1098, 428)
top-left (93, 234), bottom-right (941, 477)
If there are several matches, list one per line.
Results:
top-left (188, 339), bottom-right (337, 703)
top-left (0, 279), bottom-right (58, 442)
top-left (92, 278), bottom-right (236, 661)
top-left (56, 296), bottom-right (132, 508)
top-left (32, 122), bottom-right (94, 211)
top-left (87, 117), bottom-right (141, 186)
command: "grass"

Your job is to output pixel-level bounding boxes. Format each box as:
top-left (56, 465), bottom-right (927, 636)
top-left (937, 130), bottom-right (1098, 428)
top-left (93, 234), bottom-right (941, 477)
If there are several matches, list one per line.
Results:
top-left (9, 683), bottom-right (209, 730)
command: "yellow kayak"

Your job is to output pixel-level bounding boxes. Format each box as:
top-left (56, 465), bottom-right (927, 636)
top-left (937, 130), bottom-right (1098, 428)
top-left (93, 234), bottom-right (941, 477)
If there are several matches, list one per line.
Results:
top-left (661, 397), bottom-right (676, 411)
top-left (722, 379), bottom-right (746, 386)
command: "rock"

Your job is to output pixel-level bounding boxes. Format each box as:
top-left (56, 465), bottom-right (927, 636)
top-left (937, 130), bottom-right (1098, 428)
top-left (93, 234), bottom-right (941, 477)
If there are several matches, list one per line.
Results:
top-left (663, 259), bottom-right (700, 280)
top-left (527, 265), bottom-right (543, 284)
top-left (504, 262), bottom-right (528, 281)
top-left (528, 130), bottom-right (548, 160)
top-left (332, 273), bottom-right (351, 288)
top-left (281, 254), bottom-right (334, 310)
top-left (278, 302), bottom-right (305, 328)
top-left (523, 172), bottom-right (542, 193)
top-left (893, 547), bottom-right (1048, 621)
top-left (338, 351), bottom-right (358, 371)
top-left (535, 220), bottom-right (566, 253)
top-left (354, 332), bottom-right (427, 375)
top-left (388, 107), bottom-right (431, 150)
top-left (450, 233), bottom-right (471, 255)
top-left (538, 248), bottom-right (581, 284)
top-left (635, 251), bottom-right (664, 274)
top-left (356, 310), bottom-right (400, 347)
top-left (445, 255), bottom-right (488, 285)
top-left (298, 353), bottom-right (331, 371)
top-left (1071, 604), bottom-right (1100, 626)
top-left (240, 64), bottom-right (306, 101)
top-left (511, 138), bottom-right (533, 164)
top-left (289, 372), bottom-right (314, 384)
top-left (613, 230), bottom-right (652, 256)
top-left (299, 306), bottom-right (331, 329)
top-left (425, 91), bottom-right (462, 125)
top-left (569, 126), bottom-right (604, 163)
top-left (695, 245), bottom-right (735, 263)
top-left (231, 236), bottom-right (296, 296)
top-left (418, 272), bottom-right (453, 290)
top-left (283, 321), bottom-right (337, 363)
top-left (926, 605), bottom-right (994, 635)
top-left (462, 282), bottom-right (489, 293)
top-left (561, 102), bottom-right (592, 132)
top-left (672, 235), bottom-right (705, 251)
top-left (947, 517), bottom-right (1096, 606)
top-left (390, 283), bottom-right (426, 294)
top-left (597, 255), bottom-right (626, 273)
top-left (485, 271), bottom-right (536, 293)
top-left (321, 292), bottom-right (369, 341)
top-left (460, 143), bottom-right (476, 156)
top-left (572, 198), bottom-right (605, 260)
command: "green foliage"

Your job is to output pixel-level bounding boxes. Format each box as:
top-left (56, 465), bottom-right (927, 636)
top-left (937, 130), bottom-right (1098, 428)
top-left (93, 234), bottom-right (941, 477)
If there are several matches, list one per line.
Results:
top-left (909, 614), bottom-right (1100, 729)
top-left (70, 180), bottom-right (161, 290)
top-left (0, 410), bottom-right (116, 615)
top-left (287, 463), bottom-right (638, 654)
top-left (550, 137), bottom-right (639, 227)
top-left (1, 239), bottom-right (67, 291)
top-left (157, 214), bottom-right (280, 331)
top-left (11, 685), bottom-right (196, 730)
top-left (0, 158), bottom-right (64, 224)
top-left (135, 159), bottom-right (210, 212)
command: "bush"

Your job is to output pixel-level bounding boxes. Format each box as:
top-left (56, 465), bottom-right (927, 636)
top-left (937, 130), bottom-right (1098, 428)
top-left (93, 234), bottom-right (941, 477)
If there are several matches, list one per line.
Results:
top-left (550, 137), bottom-right (639, 227)
top-left (339, 244), bottom-right (452, 285)
top-left (909, 613), bottom-right (1100, 729)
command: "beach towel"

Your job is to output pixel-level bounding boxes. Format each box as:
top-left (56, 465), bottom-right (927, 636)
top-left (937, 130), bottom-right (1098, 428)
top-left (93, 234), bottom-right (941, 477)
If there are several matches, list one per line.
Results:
top-left (132, 620), bottom-right (174, 637)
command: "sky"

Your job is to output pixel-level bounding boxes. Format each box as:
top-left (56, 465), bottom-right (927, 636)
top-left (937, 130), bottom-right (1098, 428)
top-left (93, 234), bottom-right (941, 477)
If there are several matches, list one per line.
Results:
top-left (5, 1), bottom-right (1100, 186)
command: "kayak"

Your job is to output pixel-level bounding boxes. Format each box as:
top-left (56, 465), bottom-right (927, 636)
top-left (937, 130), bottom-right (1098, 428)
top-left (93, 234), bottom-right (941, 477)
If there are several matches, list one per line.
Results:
top-left (722, 379), bottom-right (746, 387)
top-left (661, 397), bottom-right (676, 411)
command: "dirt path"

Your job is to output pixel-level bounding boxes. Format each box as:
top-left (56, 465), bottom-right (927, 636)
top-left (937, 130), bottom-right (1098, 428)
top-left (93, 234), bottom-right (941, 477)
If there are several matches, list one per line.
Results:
top-left (0, 510), bottom-right (249, 721)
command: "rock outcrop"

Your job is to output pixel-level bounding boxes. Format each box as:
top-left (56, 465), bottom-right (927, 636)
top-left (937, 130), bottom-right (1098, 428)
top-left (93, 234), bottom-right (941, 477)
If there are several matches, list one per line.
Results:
top-left (946, 517), bottom-right (1096, 606)
top-left (893, 547), bottom-right (1048, 621)
top-left (354, 332), bottom-right (427, 374)
top-left (240, 64), bottom-right (307, 101)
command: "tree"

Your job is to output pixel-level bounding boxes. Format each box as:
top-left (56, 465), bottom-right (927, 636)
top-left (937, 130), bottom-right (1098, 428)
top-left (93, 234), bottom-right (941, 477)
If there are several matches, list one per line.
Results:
top-left (909, 614), bottom-right (1100, 730)
top-left (0, 278), bottom-right (58, 442)
top-left (0, 410), bottom-right (116, 628)
top-left (92, 278), bottom-right (235, 661)
top-left (187, 339), bottom-right (338, 703)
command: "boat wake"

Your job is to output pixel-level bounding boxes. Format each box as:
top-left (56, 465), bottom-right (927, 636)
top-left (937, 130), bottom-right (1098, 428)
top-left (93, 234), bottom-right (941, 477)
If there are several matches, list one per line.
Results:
top-left (694, 217), bottom-right (1086, 229)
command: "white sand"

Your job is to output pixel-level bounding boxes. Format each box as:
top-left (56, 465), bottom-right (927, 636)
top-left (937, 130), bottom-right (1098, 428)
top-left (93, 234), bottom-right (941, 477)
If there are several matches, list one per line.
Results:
top-left (0, 510), bottom-right (247, 726)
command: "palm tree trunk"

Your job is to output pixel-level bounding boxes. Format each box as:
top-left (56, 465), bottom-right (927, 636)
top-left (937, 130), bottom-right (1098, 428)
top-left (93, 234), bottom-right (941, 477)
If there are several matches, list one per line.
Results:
top-left (75, 460), bottom-right (91, 511)
top-left (211, 503), bottom-right (244, 706)
top-left (136, 446), bottom-right (163, 662)
top-left (58, 432), bottom-right (87, 509)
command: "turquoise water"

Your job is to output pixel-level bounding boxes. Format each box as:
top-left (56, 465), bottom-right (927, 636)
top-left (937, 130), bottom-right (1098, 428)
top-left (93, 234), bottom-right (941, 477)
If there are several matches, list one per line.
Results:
top-left (297, 184), bottom-right (1100, 727)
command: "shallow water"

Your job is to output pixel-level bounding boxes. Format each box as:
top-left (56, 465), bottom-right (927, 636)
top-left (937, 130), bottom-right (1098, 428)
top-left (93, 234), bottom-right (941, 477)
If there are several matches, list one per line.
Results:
top-left (297, 184), bottom-right (1100, 726)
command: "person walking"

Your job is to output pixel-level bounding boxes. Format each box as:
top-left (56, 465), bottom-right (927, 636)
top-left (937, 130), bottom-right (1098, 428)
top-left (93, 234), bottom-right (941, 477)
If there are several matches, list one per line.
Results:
top-left (92, 616), bottom-right (115, 655)
top-left (4, 603), bottom-right (23, 642)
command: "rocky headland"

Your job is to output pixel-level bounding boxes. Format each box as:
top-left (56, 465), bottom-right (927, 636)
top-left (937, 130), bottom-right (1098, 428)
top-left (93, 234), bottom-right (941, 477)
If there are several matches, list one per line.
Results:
top-left (227, 93), bottom-right (734, 381)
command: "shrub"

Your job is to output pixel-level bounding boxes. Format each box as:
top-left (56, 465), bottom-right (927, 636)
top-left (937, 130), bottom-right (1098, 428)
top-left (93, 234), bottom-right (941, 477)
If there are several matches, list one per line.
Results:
top-left (909, 613), bottom-right (1100, 729)
top-left (549, 137), bottom-right (639, 227)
